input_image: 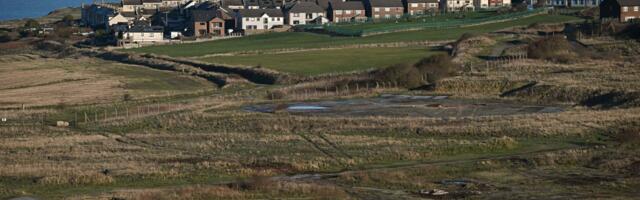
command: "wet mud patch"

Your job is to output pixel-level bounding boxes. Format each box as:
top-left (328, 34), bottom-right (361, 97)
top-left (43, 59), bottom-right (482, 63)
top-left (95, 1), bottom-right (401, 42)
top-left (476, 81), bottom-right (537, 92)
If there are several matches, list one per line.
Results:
top-left (245, 94), bottom-right (564, 118)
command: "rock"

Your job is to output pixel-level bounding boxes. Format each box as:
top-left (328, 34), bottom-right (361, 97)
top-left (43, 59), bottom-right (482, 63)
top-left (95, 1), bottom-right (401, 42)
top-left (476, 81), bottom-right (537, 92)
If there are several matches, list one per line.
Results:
top-left (56, 121), bottom-right (69, 127)
top-left (419, 189), bottom-right (449, 196)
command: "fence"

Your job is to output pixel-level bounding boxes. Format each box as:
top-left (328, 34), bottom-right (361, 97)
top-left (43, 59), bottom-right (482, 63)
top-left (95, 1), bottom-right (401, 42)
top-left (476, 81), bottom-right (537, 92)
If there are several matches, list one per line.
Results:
top-left (302, 8), bottom-right (549, 37)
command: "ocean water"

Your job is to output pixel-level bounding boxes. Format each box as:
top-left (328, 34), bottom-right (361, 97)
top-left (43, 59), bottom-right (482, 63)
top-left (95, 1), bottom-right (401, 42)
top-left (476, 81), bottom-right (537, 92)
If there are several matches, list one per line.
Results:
top-left (0, 0), bottom-right (117, 20)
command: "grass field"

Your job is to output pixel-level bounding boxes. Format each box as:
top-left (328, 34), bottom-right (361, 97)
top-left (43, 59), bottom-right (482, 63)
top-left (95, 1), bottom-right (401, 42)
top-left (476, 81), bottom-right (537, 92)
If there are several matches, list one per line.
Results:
top-left (0, 55), bottom-right (215, 108)
top-left (127, 14), bottom-right (581, 57)
top-left (332, 11), bottom-right (496, 31)
top-left (199, 47), bottom-right (441, 75)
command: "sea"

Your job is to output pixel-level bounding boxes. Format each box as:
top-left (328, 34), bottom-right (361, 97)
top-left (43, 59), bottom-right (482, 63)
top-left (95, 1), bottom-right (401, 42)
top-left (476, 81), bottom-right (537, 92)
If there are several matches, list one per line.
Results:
top-left (0, 0), bottom-right (117, 21)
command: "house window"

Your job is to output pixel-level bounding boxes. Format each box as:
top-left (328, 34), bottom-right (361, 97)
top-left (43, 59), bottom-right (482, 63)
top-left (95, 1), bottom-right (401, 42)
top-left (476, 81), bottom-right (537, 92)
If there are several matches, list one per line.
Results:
top-left (623, 6), bottom-right (628, 12)
top-left (411, 3), bottom-right (418, 7)
top-left (385, 7), bottom-right (390, 11)
top-left (293, 20), bottom-right (300, 24)
top-left (200, 22), bottom-right (205, 25)
top-left (293, 13), bottom-right (300, 17)
top-left (306, 13), bottom-right (313, 19)
top-left (374, 14), bottom-right (380, 18)
top-left (635, 6), bottom-right (639, 11)
top-left (346, 10), bottom-right (352, 14)
top-left (336, 10), bottom-right (343, 14)
top-left (385, 14), bottom-right (390, 18)
top-left (250, 18), bottom-right (256, 21)
top-left (374, 8), bottom-right (380, 11)
top-left (355, 10), bottom-right (362, 14)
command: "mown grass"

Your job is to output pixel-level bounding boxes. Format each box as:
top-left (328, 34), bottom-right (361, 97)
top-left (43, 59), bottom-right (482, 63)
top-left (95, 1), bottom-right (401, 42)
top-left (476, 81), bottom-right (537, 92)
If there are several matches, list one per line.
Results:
top-left (97, 64), bottom-right (215, 92)
top-left (126, 14), bottom-right (581, 57)
top-left (332, 10), bottom-right (496, 31)
top-left (199, 47), bottom-right (441, 75)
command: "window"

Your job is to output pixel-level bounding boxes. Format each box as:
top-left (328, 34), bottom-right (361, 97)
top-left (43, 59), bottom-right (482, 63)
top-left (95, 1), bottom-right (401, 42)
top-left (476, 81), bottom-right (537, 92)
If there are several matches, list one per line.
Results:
top-left (635, 6), bottom-right (639, 11)
top-left (336, 10), bottom-right (343, 14)
top-left (293, 20), bottom-right (299, 24)
top-left (250, 17), bottom-right (256, 21)
top-left (200, 22), bottom-right (205, 25)
top-left (385, 7), bottom-right (390, 11)
top-left (374, 8), bottom-right (380, 11)
top-left (374, 14), bottom-right (380, 18)
top-left (396, 14), bottom-right (401, 18)
top-left (385, 14), bottom-right (390, 18)
top-left (346, 10), bottom-right (352, 14)
top-left (293, 13), bottom-right (300, 17)
top-left (355, 10), bottom-right (362, 14)
top-left (411, 3), bottom-right (418, 7)
top-left (306, 13), bottom-right (313, 19)
top-left (623, 6), bottom-right (628, 12)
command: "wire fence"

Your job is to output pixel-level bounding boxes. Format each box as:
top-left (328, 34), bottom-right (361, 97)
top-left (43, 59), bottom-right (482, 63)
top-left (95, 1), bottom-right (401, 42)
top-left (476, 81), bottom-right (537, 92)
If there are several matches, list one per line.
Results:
top-left (301, 8), bottom-right (550, 37)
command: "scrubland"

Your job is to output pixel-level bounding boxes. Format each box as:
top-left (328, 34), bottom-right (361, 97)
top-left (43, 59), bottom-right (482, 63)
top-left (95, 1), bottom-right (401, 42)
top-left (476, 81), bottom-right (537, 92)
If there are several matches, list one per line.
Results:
top-left (1, 22), bottom-right (640, 199)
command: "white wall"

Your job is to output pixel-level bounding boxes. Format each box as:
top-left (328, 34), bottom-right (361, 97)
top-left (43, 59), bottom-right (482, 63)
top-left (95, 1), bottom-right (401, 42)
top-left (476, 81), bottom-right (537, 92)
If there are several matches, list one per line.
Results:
top-left (125, 32), bottom-right (164, 42)
top-left (240, 14), bottom-right (284, 30)
top-left (288, 12), bottom-right (326, 25)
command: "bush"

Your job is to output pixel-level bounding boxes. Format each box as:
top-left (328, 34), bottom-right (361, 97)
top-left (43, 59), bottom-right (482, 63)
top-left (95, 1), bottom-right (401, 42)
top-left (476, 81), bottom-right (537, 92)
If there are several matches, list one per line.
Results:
top-left (0, 32), bottom-right (11, 43)
top-left (527, 36), bottom-right (575, 63)
top-left (375, 54), bottom-right (460, 89)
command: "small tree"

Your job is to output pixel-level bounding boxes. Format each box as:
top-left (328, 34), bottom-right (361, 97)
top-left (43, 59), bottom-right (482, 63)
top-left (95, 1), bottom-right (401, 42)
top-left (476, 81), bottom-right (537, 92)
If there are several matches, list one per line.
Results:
top-left (24, 19), bottom-right (40, 28)
top-left (62, 15), bottom-right (75, 26)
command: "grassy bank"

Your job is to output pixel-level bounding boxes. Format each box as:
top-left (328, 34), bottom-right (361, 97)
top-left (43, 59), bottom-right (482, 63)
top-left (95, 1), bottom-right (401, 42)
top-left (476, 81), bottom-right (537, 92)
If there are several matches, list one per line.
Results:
top-left (199, 47), bottom-right (441, 75)
top-left (126, 14), bottom-right (581, 57)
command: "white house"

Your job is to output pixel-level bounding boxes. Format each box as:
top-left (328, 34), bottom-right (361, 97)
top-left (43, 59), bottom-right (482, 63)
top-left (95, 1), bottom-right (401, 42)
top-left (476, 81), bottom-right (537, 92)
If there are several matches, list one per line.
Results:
top-left (441, 0), bottom-right (475, 11)
top-left (236, 9), bottom-right (284, 30)
top-left (123, 25), bottom-right (165, 43)
top-left (474, 0), bottom-right (511, 9)
top-left (284, 1), bottom-right (328, 25)
top-left (108, 13), bottom-right (130, 26)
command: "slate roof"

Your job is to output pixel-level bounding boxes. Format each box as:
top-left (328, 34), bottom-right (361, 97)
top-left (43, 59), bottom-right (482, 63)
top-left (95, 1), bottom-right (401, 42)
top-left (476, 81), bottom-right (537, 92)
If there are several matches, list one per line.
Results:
top-left (222, 0), bottom-right (244, 7)
top-left (192, 9), bottom-right (233, 21)
top-left (618, 0), bottom-right (640, 5)
top-left (123, 0), bottom-right (143, 5)
top-left (369, 0), bottom-right (403, 7)
top-left (238, 9), bottom-right (284, 17)
top-left (285, 1), bottom-right (325, 13)
top-left (406, 0), bottom-right (438, 3)
top-left (129, 25), bottom-right (163, 33)
top-left (330, 0), bottom-right (365, 10)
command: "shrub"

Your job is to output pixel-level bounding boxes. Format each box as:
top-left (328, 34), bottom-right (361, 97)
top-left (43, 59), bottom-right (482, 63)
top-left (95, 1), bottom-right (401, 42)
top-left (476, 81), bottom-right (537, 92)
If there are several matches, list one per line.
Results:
top-left (527, 36), bottom-right (575, 63)
top-left (374, 54), bottom-right (460, 89)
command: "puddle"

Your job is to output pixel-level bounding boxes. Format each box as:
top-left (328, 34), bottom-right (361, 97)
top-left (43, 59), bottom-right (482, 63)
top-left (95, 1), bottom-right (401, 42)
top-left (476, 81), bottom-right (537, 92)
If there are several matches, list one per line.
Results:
top-left (287, 105), bottom-right (328, 110)
top-left (244, 94), bottom-right (564, 118)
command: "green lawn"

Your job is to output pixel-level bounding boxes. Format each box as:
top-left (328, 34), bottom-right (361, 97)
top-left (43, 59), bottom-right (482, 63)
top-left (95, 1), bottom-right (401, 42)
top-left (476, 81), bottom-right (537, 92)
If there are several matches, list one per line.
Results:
top-left (200, 47), bottom-right (440, 75)
top-left (332, 11), bottom-right (496, 31)
top-left (127, 14), bottom-right (581, 57)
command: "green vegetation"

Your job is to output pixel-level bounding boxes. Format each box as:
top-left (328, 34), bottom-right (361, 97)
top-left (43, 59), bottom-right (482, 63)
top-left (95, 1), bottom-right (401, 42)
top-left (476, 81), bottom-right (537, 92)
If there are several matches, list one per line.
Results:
top-left (200, 47), bottom-right (440, 75)
top-left (127, 14), bottom-right (581, 57)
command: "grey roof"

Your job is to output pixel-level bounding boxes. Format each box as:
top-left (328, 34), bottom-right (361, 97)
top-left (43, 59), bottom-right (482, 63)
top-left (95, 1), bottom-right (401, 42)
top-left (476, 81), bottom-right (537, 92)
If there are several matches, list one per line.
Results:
top-left (330, 1), bottom-right (365, 10)
top-left (129, 25), bottom-right (163, 33)
top-left (406, 0), bottom-right (438, 3)
top-left (369, 0), bottom-right (403, 7)
top-left (618, 0), bottom-right (640, 5)
top-left (192, 10), bottom-right (221, 21)
top-left (286, 1), bottom-right (325, 13)
top-left (238, 9), bottom-right (284, 17)
top-left (123, 0), bottom-right (143, 5)
top-left (317, 0), bottom-right (332, 9)
top-left (222, 0), bottom-right (244, 6)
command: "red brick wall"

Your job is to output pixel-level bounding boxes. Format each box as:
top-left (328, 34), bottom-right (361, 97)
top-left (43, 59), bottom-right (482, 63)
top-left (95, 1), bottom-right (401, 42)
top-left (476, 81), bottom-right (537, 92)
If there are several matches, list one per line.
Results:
top-left (371, 7), bottom-right (404, 18)
top-left (621, 5), bottom-right (640, 21)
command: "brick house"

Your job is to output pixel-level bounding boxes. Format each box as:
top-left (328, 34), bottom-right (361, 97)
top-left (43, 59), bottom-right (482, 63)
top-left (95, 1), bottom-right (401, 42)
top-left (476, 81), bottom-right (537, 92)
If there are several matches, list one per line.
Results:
top-left (601, 0), bottom-right (640, 22)
top-left (366, 0), bottom-right (404, 19)
top-left (403, 0), bottom-right (439, 15)
top-left (328, 1), bottom-right (367, 22)
top-left (284, 1), bottom-right (328, 25)
top-left (190, 9), bottom-right (229, 37)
